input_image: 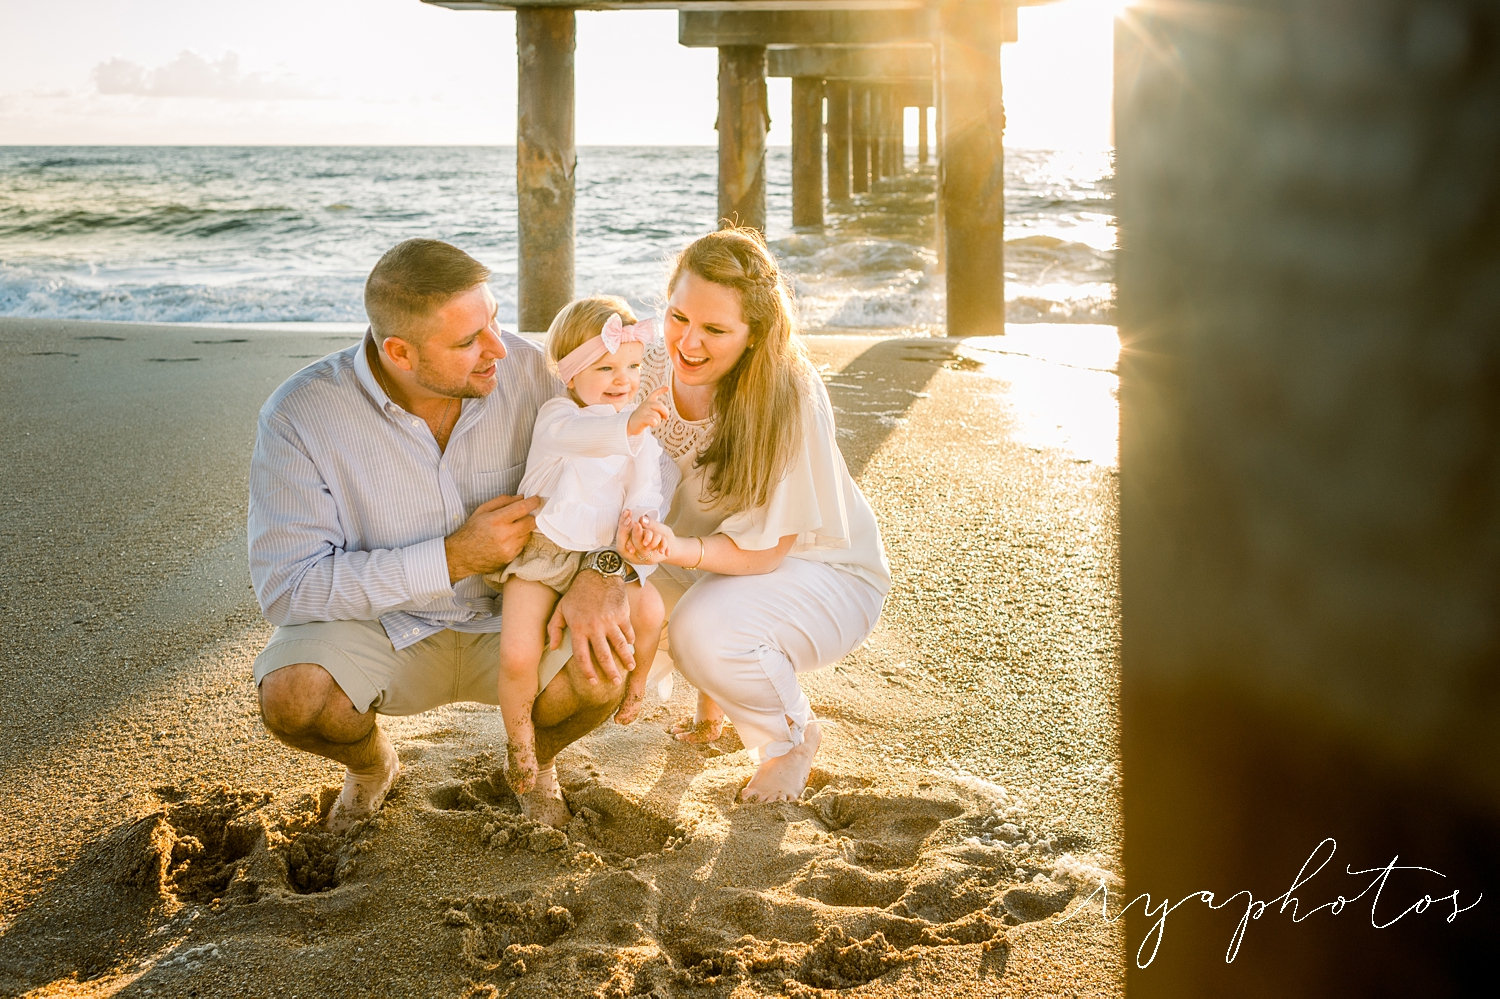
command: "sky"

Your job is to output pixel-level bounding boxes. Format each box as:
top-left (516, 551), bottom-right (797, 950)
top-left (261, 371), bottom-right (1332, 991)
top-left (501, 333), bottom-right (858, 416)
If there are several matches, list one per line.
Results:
top-left (0, 0), bottom-right (1120, 148)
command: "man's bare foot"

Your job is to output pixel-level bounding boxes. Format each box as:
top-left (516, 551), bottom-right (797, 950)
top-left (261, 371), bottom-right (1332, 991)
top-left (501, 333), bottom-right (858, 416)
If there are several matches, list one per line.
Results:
top-left (740, 719), bottom-right (822, 803)
top-left (326, 740), bottom-right (400, 834)
top-left (517, 762), bottom-right (571, 828)
top-left (506, 736), bottom-right (538, 795)
top-left (668, 691), bottom-right (725, 743)
top-left (614, 680), bottom-right (647, 725)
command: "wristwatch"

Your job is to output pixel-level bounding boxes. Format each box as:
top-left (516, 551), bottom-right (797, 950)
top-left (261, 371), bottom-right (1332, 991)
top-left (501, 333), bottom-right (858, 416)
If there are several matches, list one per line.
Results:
top-left (579, 548), bottom-right (630, 580)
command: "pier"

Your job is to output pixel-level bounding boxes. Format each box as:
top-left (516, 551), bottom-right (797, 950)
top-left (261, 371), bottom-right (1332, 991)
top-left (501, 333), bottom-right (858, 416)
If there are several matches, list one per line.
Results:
top-left (423, 0), bottom-right (1048, 335)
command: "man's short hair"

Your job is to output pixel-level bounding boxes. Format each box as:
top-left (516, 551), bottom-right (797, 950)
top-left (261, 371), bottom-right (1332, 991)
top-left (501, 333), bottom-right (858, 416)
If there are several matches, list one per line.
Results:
top-left (364, 239), bottom-right (491, 343)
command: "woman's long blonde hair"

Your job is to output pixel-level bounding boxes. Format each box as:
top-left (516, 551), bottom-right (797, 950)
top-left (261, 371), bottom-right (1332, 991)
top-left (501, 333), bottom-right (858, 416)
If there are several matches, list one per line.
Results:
top-left (670, 227), bottom-right (811, 512)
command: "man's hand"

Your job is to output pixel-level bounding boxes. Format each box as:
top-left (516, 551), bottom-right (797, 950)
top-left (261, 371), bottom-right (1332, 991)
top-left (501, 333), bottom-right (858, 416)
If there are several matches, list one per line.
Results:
top-left (546, 566), bottom-right (632, 686)
top-left (445, 494), bottom-right (541, 583)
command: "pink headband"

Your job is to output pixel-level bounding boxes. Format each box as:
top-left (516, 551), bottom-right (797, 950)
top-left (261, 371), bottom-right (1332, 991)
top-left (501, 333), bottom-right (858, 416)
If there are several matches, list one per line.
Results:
top-left (556, 313), bottom-right (658, 386)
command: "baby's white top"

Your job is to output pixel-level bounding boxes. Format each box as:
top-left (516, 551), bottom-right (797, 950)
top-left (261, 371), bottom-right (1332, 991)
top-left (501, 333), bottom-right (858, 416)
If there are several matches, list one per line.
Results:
top-left (518, 397), bottom-right (666, 553)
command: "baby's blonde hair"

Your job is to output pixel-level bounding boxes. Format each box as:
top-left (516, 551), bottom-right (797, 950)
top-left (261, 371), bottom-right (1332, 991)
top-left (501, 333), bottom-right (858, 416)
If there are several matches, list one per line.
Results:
top-left (545, 295), bottom-right (640, 373)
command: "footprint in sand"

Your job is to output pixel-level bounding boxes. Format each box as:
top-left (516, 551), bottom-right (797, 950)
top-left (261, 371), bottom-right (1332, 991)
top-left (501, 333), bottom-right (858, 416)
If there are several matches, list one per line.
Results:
top-left (809, 788), bottom-right (963, 868)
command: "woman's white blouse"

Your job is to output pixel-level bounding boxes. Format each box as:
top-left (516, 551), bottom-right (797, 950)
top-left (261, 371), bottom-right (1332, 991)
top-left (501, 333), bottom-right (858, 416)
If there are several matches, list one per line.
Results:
top-left (640, 338), bottom-right (891, 594)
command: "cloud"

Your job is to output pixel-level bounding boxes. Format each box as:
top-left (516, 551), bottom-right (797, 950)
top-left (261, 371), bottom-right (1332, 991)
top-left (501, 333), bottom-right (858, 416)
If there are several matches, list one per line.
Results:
top-left (91, 51), bottom-right (319, 100)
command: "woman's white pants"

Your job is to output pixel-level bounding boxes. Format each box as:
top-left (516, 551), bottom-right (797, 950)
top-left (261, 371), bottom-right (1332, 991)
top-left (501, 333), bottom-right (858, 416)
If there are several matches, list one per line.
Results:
top-left (648, 558), bottom-right (884, 761)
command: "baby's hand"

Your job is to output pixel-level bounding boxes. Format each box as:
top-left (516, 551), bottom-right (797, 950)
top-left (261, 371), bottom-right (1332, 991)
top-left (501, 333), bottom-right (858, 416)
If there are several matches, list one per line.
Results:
top-left (617, 513), bottom-right (665, 564)
top-left (632, 514), bottom-right (676, 560)
top-left (627, 386), bottom-right (670, 436)
top-left (615, 509), bottom-right (637, 556)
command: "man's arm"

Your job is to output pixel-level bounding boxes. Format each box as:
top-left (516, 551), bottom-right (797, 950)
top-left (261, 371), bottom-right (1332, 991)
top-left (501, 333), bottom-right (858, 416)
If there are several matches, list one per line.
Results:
top-left (248, 411), bottom-right (534, 624)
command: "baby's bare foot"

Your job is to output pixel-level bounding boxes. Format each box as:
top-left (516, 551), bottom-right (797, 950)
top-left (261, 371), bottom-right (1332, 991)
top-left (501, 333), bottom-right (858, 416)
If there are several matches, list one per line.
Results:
top-left (614, 680), bottom-right (648, 725)
top-left (326, 741), bottom-right (400, 834)
top-left (506, 737), bottom-right (538, 795)
top-left (517, 763), bottom-right (571, 828)
top-left (668, 692), bottom-right (725, 743)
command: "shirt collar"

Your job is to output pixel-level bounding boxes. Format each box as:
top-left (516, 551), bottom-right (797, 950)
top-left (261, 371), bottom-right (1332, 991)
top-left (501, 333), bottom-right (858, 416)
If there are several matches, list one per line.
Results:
top-left (355, 327), bottom-right (397, 411)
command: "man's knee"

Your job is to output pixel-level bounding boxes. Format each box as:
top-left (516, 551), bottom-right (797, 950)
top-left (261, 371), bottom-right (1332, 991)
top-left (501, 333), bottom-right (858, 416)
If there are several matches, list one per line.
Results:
top-left (577, 669), bottom-right (628, 710)
top-left (259, 662), bottom-right (346, 736)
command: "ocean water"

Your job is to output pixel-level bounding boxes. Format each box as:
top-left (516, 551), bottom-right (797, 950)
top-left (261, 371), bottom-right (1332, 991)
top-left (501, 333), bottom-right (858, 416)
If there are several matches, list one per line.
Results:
top-left (0, 145), bottom-right (1114, 333)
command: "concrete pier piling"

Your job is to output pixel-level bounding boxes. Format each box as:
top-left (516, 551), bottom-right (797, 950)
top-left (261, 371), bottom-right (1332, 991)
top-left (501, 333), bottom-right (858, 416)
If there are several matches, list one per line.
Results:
top-left (826, 79), bottom-right (852, 203)
top-left (791, 76), bottom-right (824, 228)
top-left (852, 85), bottom-right (872, 193)
top-left (515, 7), bottom-right (575, 332)
top-left (717, 44), bottom-right (769, 232)
top-left (937, 0), bottom-right (1008, 336)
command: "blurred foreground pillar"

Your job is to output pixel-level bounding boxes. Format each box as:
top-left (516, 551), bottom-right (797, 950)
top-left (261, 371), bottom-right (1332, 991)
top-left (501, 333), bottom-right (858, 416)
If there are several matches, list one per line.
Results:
top-left (516, 7), bottom-right (575, 332)
top-left (1117, 1), bottom-right (1498, 993)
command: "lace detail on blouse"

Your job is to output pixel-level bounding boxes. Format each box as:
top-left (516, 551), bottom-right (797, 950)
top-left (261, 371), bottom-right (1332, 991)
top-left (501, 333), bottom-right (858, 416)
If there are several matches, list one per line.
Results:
top-left (642, 337), bottom-right (713, 463)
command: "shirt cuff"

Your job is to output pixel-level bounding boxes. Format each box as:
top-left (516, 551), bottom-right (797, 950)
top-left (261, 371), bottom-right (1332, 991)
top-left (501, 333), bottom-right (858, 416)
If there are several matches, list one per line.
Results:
top-left (406, 536), bottom-right (456, 599)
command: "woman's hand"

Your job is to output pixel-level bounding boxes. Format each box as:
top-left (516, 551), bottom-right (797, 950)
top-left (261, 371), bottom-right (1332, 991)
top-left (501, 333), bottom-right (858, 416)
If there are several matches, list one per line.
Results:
top-left (627, 385), bottom-right (670, 436)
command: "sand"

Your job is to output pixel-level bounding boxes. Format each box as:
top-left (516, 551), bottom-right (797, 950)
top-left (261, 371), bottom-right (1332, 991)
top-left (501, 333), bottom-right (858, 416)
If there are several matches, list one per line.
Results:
top-left (0, 317), bottom-right (1123, 997)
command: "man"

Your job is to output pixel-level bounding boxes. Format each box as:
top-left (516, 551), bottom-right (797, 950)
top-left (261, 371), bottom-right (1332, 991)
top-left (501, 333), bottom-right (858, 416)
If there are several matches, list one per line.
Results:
top-left (249, 238), bottom-right (639, 831)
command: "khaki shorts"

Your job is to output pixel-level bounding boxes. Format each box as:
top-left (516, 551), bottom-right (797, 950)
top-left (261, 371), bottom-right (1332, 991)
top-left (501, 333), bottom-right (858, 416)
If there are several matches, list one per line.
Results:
top-left (488, 533), bottom-right (582, 593)
top-left (253, 618), bottom-right (571, 717)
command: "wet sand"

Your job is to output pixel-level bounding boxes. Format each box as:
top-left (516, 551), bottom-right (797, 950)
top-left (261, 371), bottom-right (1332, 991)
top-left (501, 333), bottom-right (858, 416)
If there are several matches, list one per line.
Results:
top-left (0, 317), bottom-right (1122, 997)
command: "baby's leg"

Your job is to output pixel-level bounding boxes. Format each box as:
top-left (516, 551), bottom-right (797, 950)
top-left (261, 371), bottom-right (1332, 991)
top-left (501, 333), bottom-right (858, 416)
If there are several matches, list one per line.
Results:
top-left (614, 579), bottom-right (665, 725)
top-left (498, 578), bottom-right (559, 794)
top-left (668, 691), bottom-right (726, 743)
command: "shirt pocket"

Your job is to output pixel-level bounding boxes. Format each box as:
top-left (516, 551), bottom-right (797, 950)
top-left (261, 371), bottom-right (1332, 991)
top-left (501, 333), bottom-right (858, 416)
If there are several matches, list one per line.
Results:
top-left (464, 463), bottom-right (526, 510)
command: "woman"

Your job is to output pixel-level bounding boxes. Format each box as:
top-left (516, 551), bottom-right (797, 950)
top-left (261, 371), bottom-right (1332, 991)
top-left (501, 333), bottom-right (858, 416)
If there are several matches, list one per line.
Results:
top-left (621, 227), bottom-right (891, 802)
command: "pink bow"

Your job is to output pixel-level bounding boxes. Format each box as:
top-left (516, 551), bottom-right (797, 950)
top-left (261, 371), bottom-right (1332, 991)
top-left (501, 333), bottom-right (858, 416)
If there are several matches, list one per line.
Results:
top-left (600, 312), bottom-right (657, 353)
top-left (556, 314), bottom-right (659, 386)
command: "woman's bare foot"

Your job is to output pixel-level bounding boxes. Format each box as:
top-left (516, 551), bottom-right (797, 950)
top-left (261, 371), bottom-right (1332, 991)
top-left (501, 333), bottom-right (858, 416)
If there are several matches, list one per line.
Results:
top-left (326, 739), bottom-right (401, 834)
top-left (740, 719), bottom-right (822, 803)
top-left (506, 737), bottom-right (538, 795)
top-left (517, 762), bottom-right (571, 828)
top-left (614, 679), bottom-right (647, 725)
top-left (668, 692), bottom-right (725, 743)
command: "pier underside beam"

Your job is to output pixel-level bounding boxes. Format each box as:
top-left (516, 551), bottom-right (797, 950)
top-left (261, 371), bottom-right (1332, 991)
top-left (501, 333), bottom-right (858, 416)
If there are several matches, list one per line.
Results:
top-left (766, 44), bottom-right (933, 81)
top-left (516, 7), bottom-right (575, 332)
top-left (679, 9), bottom-right (931, 49)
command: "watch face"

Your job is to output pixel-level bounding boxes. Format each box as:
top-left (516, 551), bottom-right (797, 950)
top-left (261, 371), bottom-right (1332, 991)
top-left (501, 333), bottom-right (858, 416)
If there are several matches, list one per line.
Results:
top-left (593, 549), bottom-right (624, 574)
